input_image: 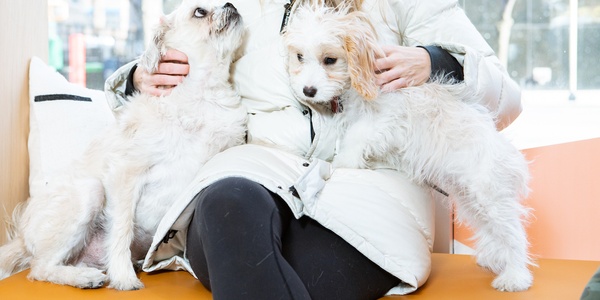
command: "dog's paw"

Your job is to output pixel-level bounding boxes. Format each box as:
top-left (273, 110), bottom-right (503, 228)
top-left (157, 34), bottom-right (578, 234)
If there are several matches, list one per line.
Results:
top-left (108, 276), bottom-right (144, 291)
top-left (68, 267), bottom-right (107, 289)
top-left (491, 266), bottom-right (533, 292)
top-left (27, 266), bottom-right (108, 289)
top-left (77, 276), bottom-right (106, 289)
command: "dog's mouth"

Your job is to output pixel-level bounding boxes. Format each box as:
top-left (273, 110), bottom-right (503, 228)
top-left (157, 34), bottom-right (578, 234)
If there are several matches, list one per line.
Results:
top-left (292, 86), bottom-right (344, 114)
top-left (212, 3), bottom-right (242, 34)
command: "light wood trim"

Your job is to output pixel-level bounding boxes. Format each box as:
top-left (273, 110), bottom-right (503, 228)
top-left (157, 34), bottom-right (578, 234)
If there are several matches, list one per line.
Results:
top-left (0, 1), bottom-right (48, 244)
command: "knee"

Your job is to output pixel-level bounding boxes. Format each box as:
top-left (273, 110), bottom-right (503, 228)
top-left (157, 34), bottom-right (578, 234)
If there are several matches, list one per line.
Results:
top-left (194, 177), bottom-right (272, 218)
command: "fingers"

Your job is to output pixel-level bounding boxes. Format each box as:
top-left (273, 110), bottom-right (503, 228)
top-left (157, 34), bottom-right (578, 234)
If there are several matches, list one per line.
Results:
top-left (156, 62), bottom-right (189, 76)
top-left (148, 76), bottom-right (183, 96)
top-left (139, 70), bottom-right (184, 97)
top-left (381, 78), bottom-right (411, 92)
top-left (375, 67), bottom-right (401, 87)
top-left (377, 68), bottom-right (428, 92)
top-left (373, 45), bottom-right (431, 92)
top-left (157, 49), bottom-right (189, 76)
top-left (374, 47), bottom-right (406, 89)
top-left (135, 49), bottom-right (188, 96)
top-left (162, 49), bottom-right (188, 64)
top-left (150, 73), bottom-right (185, 87)
top-left (374, 45), bottom-right (396, 71)
top-left (375, 63), bottom-right (417, 89)
top-left (375, 66), bottom-right (426, 91)
top-left (146, 86), bottom-right (176, 97)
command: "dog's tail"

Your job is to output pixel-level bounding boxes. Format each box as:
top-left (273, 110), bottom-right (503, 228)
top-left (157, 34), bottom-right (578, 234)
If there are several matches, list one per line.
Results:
top-left (0, 203), bottom-right (30, 280)
top-left (0, 236), bottom-right (29, 280)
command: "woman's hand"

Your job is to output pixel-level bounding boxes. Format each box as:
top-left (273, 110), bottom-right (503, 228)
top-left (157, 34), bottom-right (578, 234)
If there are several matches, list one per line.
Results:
top-left (374, 45), bottom-right (431, 92)
top-left (133, 49), bottom-right (190, 96)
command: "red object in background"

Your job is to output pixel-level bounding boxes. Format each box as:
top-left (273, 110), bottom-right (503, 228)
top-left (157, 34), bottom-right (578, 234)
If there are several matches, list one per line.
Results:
top-left (68, 33), bottom-right (86, 86)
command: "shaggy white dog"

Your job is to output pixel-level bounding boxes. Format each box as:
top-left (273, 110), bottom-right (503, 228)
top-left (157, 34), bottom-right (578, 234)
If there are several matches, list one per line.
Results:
top-left (0, 0), bottom-right (246, 291)
top-left (283, 5), bottom-right (533, 292)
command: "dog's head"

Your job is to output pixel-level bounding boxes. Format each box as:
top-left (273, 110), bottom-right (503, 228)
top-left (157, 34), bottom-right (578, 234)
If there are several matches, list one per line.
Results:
top-left (283, 5), bottom-right (382, 104)
top-left (139, 0), bottom-right (244, 74)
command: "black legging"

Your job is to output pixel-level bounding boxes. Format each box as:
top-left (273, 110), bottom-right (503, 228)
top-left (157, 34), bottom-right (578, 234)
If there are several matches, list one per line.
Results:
top-left (186, 177), bottom-right (400, 300)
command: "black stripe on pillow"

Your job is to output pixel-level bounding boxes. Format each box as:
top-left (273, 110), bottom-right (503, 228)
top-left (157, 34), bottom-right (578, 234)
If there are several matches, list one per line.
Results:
top-left (34, 94), bottom-right (92, 102)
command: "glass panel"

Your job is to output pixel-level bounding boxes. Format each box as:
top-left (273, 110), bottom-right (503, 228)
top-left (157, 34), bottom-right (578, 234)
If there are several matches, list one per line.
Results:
top-left (50, 0), bottom-right (600, 91)
top-left (462, 0), bottom-right (600, 91)
top-left (48, 0), bottom-right (182, 90)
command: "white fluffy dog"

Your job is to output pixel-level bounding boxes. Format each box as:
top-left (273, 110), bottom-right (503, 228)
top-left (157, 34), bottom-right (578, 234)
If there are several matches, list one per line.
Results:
top-left (0, 0), bottom-right (246, 291)
top-left (283, 6), bottom-right (533, 292)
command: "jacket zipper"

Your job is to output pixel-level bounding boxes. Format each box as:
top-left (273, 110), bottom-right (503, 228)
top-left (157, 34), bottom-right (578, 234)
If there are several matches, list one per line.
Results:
top-left (280, 0), bottom-right (295, 33)
top-left (308, 108), bottom-right (315, 142)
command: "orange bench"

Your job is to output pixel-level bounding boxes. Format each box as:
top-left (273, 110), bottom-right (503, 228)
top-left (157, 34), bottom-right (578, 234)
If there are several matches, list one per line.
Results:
top-left (1, 253), bottom-right (597, 299)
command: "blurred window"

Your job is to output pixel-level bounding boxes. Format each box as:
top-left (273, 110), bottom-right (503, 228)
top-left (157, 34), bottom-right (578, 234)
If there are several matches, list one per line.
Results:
top-left (48, 0), bottom-right (182, 90)
top-left (461, 0), bottom-right (600, 90)
top-left (50, 0), bottom-right (600, 92)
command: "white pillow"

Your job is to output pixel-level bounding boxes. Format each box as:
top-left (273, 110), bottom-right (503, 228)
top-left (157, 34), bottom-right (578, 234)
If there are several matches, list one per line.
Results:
top-left (28, 56), bottom-right (115, 196)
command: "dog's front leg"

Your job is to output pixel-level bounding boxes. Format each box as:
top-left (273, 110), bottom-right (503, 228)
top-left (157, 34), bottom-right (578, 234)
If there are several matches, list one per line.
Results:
top-left (103, 164), bottom-right (146, 290)
top-left (333, 121), bottom-right (372, 169)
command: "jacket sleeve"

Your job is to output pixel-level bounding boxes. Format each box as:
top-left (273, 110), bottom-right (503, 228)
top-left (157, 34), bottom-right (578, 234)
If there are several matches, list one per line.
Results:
top-left (388, 0), bottom-right (522, 130)
top-left (419, 45), bottom-right (464, 81)
top-left (104, 60), bottom-right (139, 113)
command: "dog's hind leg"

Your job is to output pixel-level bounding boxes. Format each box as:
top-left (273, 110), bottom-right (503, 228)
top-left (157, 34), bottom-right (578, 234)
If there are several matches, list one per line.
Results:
top-left (448, 137), bottom-right (532, 292)
top-left (25, 176), bottom-right (107, 288)
top-left (28, 260), bottom-right (107, 289)
top-left (456, 186), bottom-right (532, 291)
top-left (406, 87), bottom-right (533, 291)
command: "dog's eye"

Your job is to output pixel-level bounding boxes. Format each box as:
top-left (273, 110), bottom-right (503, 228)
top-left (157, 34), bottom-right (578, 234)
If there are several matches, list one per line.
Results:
top-left (194, 7), bottom-right (208, 18)
top-left (297, 53), bottom-right (304, 62)
top-left (323, 57), bottom-right (337, 65)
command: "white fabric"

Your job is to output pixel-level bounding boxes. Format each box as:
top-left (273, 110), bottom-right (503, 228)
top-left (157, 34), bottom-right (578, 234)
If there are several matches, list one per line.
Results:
top-left (103, 0), bottom-right (523, 295)
top-left (28, 57), bottom-right (115, 196)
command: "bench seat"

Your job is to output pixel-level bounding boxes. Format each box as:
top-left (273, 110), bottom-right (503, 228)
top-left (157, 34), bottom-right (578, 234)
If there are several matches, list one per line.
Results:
top-left (0, 254), bottom-right (597, 299)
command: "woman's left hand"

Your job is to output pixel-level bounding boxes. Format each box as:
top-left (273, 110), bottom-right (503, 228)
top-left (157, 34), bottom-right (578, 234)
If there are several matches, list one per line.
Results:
top-left (375, 45), bottom-right (431, 92)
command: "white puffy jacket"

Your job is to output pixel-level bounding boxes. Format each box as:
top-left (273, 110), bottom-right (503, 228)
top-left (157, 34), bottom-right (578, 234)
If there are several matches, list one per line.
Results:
top-left (104, 0), bottom-right (522, 295)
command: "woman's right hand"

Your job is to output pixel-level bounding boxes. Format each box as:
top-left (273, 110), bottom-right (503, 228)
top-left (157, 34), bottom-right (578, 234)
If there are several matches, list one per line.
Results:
top-left (133, 49), bottom-right (190, 96)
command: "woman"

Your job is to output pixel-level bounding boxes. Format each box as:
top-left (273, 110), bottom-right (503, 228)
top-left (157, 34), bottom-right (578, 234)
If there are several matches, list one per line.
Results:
top-left (105, 0), bottom-right (522, 298)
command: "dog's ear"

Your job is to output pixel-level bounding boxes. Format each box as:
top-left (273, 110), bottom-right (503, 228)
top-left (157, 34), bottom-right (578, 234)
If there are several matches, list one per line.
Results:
top-left (343, 12), bottom-right (382, 101)
top-left (138, 16), bottom-right (172, 73)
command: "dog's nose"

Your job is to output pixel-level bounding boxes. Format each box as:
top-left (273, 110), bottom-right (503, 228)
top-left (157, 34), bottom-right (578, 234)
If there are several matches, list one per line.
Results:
top-left (224, 2), bottom-right (234, 9)
top-left (303, 86), bottom-right (317, 98)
